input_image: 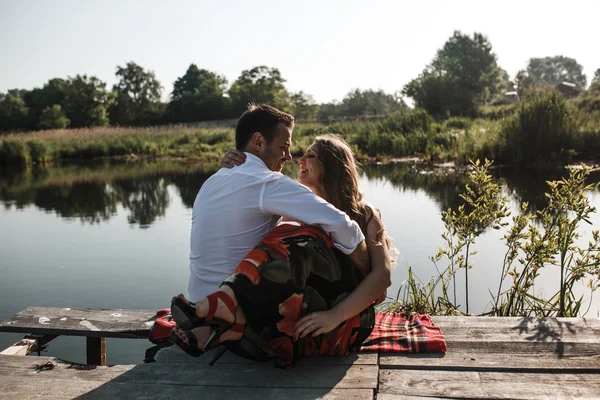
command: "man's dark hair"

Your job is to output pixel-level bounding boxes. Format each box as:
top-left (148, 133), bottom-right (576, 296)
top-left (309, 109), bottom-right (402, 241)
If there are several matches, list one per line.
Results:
top-left (235, 103), bottom-right (294, 150)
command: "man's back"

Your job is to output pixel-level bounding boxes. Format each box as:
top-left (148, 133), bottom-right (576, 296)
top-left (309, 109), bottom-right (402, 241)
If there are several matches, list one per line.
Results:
top-left (189, 154), bottom-right (281, 301)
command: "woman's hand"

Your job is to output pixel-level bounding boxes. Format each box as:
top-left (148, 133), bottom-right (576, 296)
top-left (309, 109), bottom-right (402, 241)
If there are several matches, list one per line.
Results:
top-left (294, 309), bottom-right (344, 340)
top-left (221, 149), bottom-right (246, 169)
top-left (374, 289), bottom-right (387, 305)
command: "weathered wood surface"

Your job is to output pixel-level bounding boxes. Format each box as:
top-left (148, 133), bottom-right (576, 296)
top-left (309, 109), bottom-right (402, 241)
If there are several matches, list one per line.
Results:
top-left (434, 316), bottom-right (600, 342)
top-left (156, 345), bottom-right (378, 365)
top-left (379, 369), bottom-right (600, 400)
top-left (0, 339), bottom-right (37, 356)
top-left (1, 312), bottom-right (600, 399)
top-left (381, 316), bottom-right (600, 371)
top-left (377, 396), bottom-right (454, 400)
top-left (0, 307), bottom-right (155, 339)
top-left (0, 381), bottom-right (374, 400)
top-left (380, 345), bottom-right (600, 371)
top-left (0, 354), bottom-right (376, 399)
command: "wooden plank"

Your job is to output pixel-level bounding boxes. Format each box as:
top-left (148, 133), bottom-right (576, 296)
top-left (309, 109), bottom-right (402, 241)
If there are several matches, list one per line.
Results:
top-left (0, 377), bottom-right (374, 400)
top-left (86, 337), bottom-right (106, 366)
top-left (379, 369), bottom-right (600, 399)
top-left (378, 396), bottom-right (452, 400)
top-left (112, 363), bottom-right (378, 389)
top-left (380, 341), bottom-right (600, 371)
top-left (0, 339), bottom-right (37, 356)
top-left (433, 316), bottom-right (600, 343)
top-left (155, 345), bottom-right (378, 365)
top-left (0, 307), bottom-right (155, 339)
top-left (0, 355), bottom-right (133, 382)
top-left (432, 316), bottom-right (600, 327)
top-left (0, 354), bottom-right (378, 389)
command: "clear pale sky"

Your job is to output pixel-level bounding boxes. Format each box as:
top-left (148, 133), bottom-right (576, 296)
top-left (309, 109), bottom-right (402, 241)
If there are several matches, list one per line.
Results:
top-left (1, 0), bottom-right (599, 103)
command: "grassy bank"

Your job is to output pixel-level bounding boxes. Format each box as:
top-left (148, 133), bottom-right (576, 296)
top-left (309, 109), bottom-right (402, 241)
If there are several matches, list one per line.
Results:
top-left (2, 90), bottom-right (599, 168)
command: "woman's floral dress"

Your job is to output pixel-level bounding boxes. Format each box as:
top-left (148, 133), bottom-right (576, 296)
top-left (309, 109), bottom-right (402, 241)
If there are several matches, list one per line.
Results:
top-left (222, 223), bottom-right (374, 368)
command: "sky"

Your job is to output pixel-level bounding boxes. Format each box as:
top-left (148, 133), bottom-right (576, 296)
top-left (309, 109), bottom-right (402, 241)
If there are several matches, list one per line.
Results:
top-left (1, 0), bottom-right (599, 104)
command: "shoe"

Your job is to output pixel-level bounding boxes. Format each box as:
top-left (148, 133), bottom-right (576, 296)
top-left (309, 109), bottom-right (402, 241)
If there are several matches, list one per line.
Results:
top-left (170, 297), bottom-right (201, 331)
top-left (171, 291), bottom-right (236, 331)
top-left (169, 319), bottom-right (246, 358)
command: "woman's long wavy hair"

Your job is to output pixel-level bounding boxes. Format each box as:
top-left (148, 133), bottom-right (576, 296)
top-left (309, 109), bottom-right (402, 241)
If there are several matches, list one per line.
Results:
top-left (313, 134), bottom-right (397, 262)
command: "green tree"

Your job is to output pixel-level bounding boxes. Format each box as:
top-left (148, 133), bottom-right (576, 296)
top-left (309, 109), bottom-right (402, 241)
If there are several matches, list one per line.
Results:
top-left (109, 62), bottom-right (163, 126)
top-left (38, 104), bottom-right (70, 129)
top-left (593, 68), bottom-right (600, 84)
top-left (63, 75), bottom-right (110, 127)
top-left (167, 64), bottom-right (228, 122)
top-left (341, 89), bottom-right (407, 118)
top-left (0, 93), bottom-right (30, 132)
top-left (7, 89), bottom-right (29, 99)
top-left (23, 79), bottom-right (68, 129)
top-left (290, 91), bottom-right (319, 121)
top-left (402, 31), bottom-right (506, 117)
top-left (317, 101), bottom-right (341, 123)
top-left (228, 66), bottom-right (291, 114)
top-left (526, 56), bottom-right (587, 89)
top-left (513, 69), bottom-right (538, 97)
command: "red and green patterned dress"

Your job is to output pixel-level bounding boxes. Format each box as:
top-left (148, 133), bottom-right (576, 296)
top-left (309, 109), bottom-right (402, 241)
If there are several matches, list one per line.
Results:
top-left (222, 223), bottom-right (374, 368)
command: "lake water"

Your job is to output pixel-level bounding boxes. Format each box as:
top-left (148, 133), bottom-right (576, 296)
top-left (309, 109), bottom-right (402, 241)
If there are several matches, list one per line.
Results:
top-left (1, 160), bottom-right (599, 365)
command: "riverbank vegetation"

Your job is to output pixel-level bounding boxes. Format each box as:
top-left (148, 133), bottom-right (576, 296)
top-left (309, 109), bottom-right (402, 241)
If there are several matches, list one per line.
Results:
top-left (2, 31), bottom-right (600, 168)
top-left (382, 161), bottom-right (600, 317)
top-left (1, 89), bottom-right (599, 168)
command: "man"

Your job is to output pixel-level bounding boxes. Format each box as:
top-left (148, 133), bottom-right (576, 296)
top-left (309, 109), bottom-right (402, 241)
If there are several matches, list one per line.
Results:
top-left (188, 104), bottom-right (368, 302)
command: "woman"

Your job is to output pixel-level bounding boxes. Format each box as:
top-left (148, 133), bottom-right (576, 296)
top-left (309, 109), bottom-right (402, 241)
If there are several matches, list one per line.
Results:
top-left (170, 134), bottom-right (396, 367)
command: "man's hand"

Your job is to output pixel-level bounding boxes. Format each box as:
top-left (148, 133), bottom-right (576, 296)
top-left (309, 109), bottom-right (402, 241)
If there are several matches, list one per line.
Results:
top-left (294, 309), bottom-right (344, 340)
top-left (221, 148), bottom-right (246, 168)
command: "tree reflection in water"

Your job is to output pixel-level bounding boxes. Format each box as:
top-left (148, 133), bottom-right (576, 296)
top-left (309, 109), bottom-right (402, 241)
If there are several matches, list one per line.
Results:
top-left (0, 161), bottom-right (218, 227)
top-left (1, 161), bottom-right (598, 228)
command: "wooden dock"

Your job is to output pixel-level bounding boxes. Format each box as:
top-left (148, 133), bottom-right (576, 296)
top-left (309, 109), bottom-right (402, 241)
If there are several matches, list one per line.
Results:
top-left (1, 308), bottom-right (599, 399)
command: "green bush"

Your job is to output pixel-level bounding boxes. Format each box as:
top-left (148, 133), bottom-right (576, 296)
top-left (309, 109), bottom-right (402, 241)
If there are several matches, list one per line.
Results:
top-left (381, 109), bottom-right (434, 135)
top-left (26, 139), bottom-right (51, 163)
top-left (444, 117), bottom-right (472, 131)
top-left (0, 138), bottom-right (31, 166)
top-left (479, 104), bottom-right (517, 120)
top-left (574, 95), bottom-right (600, 112)
top-left (502, 90), bottom-right (579, 165)
top-left (38, 105), bottom-right (70, 130)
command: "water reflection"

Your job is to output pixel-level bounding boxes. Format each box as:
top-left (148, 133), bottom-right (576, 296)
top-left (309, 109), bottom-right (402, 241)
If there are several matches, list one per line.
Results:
top-left (362, 164), bottom-right (468, 211)
top-left (1, 161), bottom-right (599, 227)
top-left (0, 161), bottom-right (218, 227)
top-left (496, 167), bottom-right (600, 213)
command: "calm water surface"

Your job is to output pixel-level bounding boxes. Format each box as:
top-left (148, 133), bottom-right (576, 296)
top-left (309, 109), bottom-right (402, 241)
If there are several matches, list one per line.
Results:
top-left (1, 160), bottom-right (599, 364)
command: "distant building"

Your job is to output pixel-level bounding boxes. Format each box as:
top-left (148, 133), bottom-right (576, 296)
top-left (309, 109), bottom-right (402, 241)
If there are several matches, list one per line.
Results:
top-left (556, 82), bottom-right (582, 98)
top-left (504, 91), bottom-right (520, 103)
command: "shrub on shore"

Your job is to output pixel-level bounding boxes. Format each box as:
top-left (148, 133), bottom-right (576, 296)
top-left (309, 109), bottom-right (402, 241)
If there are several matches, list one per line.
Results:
top-left (1, 94), bottom-right (599, 167)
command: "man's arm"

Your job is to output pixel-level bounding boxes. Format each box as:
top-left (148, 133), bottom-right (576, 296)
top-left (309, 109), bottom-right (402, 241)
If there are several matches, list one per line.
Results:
top-left (261, 175), bottom-right (365, 255)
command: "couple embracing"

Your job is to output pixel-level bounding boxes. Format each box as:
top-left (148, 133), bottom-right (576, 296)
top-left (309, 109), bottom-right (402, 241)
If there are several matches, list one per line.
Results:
top-left (170, 104), bottom-right (396, 368)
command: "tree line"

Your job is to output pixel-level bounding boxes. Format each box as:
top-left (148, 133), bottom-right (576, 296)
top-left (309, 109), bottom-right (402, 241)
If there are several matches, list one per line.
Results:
top-left (0, 64), bottom-right (407, 132)
top-left (1, 30), bottom-right (599, 133)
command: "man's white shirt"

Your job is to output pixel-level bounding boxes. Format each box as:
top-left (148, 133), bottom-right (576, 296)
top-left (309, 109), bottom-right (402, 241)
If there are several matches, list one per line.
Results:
top-left (188, 152), bottom-right (365, 302)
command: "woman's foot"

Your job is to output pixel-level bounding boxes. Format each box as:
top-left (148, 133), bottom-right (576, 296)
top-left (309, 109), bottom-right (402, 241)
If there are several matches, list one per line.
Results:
top-left (172, 305), bottom-right (246, 349)
top-left (172, 286), bottom-right (238, 326)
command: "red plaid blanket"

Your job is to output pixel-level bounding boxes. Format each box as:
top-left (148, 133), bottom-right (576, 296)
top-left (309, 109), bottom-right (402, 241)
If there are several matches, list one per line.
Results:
top-left (359, 312), bottom-right (447, 353)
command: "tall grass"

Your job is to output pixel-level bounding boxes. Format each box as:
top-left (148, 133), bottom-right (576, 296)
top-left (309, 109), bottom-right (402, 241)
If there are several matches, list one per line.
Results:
top-left (381, 162), bottom-right (600, 317)
top-left (502, 90), bottom-right (580, 165)
top-left (1, 94), bottom-right (599, 168)
top-left (0, 125), bottom-right (235, 166)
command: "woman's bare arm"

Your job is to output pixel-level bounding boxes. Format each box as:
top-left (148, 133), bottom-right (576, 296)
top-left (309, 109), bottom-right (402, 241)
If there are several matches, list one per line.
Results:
top-left (221, 148), bottom-right (246, 168)
top-left (294, 209), bottom-right (392, 338)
